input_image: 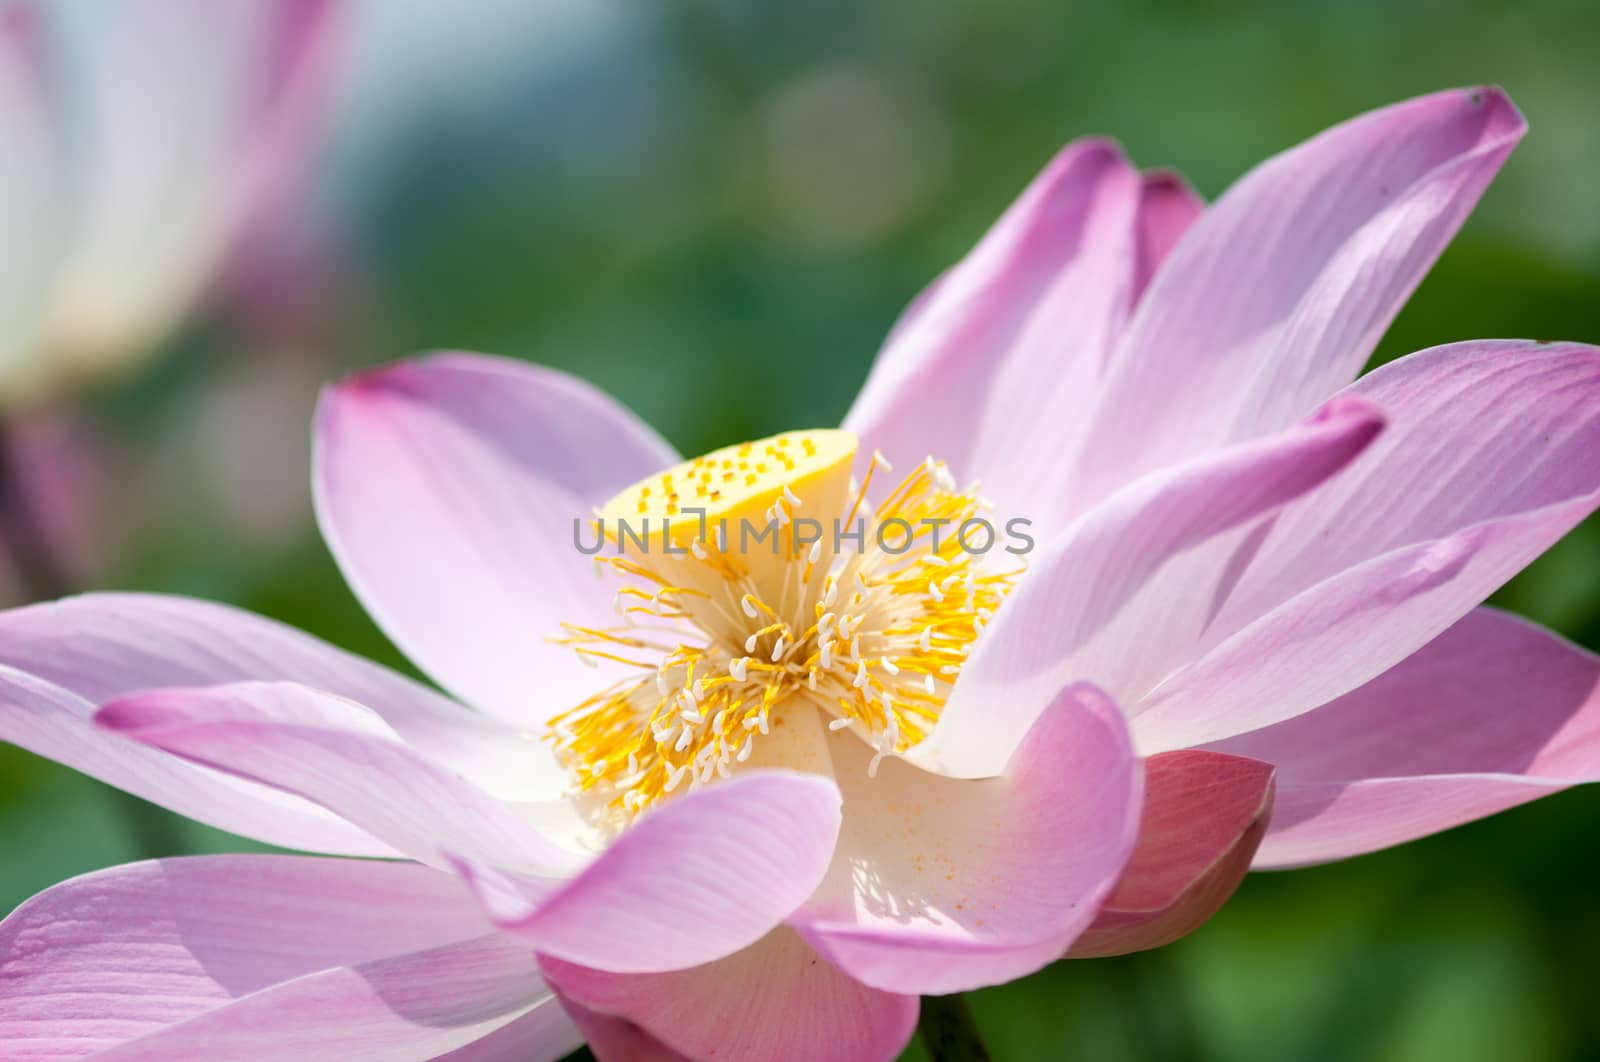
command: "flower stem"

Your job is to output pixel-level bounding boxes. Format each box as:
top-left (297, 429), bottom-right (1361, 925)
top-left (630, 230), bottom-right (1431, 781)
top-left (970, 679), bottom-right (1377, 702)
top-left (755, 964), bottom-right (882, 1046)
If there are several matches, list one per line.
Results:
top-left (0, 417), bottom-right (187, 858)
top-left (0, 419), bottom-right (74, 601)
top-left (918, 994), bottom-right (992, 1062)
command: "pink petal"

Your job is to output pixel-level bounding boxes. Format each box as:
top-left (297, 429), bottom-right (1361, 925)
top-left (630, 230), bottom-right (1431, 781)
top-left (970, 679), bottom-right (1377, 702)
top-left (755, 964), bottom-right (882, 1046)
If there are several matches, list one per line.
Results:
top-left (96, 682), bottom-right (583, 877)
top-left (1209, 608), bottom-right (1600, 868)
top-left (542, 929), bottom-right (918, 1062)
top-left (1068, 751), bottom-right (1273, 958)
top-left (554, 997), bottom-right (692, 1062)
top-left (0, 854), bottom-right (571, 1060)
top-left (792, 685), bottom-right (1142, 995)
top-left (917, 396), bottom-right (1382, 778)
top-left (91, 935), bottom-right (574, 1062)
top-left (451, 771), bottom-right (843, 974)
top-left (224, 0), bottom-right (340, 265)
top-left (1131, 169), bottom-right (1203, 300)
top-left (841, 140), bottom-right (1145, 521)
top-left (431, 1008), bottom-right (588, 1062)
top-left (0, 592), bottom-right (560, 800)
top-left (1134, 340), bottom-right (1600, 750)
top-left (98, 685), bottom-right (844, 977)
top-left (1066, 87), bottom-right (1524, 510)
top-left (0, 665), bottom-right (387, 856)
top-left (314, 353), bottom-right (677, 725)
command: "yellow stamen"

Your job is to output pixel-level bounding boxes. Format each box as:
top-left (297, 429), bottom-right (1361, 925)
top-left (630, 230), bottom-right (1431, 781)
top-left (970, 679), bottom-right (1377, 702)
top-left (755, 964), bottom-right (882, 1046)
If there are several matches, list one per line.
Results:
top-left (546, 429), bottom-right (1020, 831)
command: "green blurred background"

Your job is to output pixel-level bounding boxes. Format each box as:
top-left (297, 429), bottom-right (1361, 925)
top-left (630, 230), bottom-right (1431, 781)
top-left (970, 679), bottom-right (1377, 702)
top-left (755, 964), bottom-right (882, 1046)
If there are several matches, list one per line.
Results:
top-left (5, 1), bottom-right (1600, 1058)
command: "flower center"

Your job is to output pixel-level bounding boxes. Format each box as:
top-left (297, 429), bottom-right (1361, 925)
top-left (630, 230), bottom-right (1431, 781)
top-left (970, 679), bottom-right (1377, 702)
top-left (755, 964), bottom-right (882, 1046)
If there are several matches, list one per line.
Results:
top-left (548, 429), bottom-right (1019, 829)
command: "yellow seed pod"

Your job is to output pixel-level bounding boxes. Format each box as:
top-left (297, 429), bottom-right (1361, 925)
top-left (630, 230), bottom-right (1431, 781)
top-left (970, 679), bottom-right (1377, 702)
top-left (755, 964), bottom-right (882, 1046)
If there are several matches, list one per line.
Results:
top-left (595, 429), bottom-right (858, 553)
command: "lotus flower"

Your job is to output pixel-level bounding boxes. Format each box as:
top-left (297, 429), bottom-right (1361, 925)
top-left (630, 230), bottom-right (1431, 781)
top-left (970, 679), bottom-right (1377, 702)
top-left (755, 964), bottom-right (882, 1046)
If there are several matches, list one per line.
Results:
top-left (4, 86), bottom-right (1600, 1061)
top-left (0, 0), bottom-right (338, 407)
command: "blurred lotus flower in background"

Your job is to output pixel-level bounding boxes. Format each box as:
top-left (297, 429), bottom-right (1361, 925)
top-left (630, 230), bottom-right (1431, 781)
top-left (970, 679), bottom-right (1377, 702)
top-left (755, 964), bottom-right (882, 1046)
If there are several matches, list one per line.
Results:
top-left (0, 0), bottom-right (338, 408)
top-left (0, 0), bottom-right (340, 613)
top-left (1, 86), bottom-right (1597, 1061)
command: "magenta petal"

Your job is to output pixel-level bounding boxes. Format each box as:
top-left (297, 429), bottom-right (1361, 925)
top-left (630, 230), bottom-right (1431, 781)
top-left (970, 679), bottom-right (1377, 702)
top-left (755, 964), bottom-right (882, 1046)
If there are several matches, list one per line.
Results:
top-left (1210, 608), bottom-right (1600, 868)
top-left (452, 771), bottom-right (843, 974)
top-left (1069, 751), bottom-right (1273, 958)
top-left (1067, 87), bottom-right (1524, 509)
top-left (542, 929), bottom-right (918, 1062)
top-left (842, 139), bottom-right (1144, 520)
top-left (1134, 340), bottom-right (1600, 750)
top-left (95, 682), bottom-right (583, 877)
top-left (0, 855), bottom-right (576, 1060)
top-left (0, 592), bottom-right (560, 800)
top-left (314, 352), bottom-right (677, 725)
top-left (792, 685), bottom-right (1141, 995)
top-left (1132, 169), bottom-right (1203, 300)
top-left (0, 665), bottom-right (387, 856)
top-left (918, 395), bottom-right (1382, 778)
